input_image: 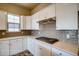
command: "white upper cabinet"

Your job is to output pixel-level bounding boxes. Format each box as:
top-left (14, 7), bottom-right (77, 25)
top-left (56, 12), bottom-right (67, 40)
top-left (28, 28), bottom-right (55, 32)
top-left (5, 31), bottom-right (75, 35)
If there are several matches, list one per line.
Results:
top-left (37, 4), bottom-right (55, 21)
top-left (20, 16), bottom-right (26, 30)
top-left (56, 3), bottom-right (78, 30)
top-left (20, 16), bottom-right (32, 30)
top-left (31, 13), bottom-right (39, 30)
top-left (0, 11), bottom-right (7, 30)
top-left (25, 16), bottom-right (32, 29)
top-left (31, 4), bottom-right (55, 30)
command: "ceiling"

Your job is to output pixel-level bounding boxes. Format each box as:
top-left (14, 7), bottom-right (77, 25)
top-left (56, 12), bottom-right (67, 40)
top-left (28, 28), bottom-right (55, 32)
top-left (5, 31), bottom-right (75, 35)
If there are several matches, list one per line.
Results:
top-left (15, 3), bottom-right (40, 10)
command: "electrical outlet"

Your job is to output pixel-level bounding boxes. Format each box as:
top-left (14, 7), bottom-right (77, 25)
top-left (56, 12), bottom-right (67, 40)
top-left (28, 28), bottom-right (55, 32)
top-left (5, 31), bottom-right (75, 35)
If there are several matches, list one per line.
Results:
top-left (38, 32), bottom-right (40, 34)
top-left (66, 34), bottom-right (70, 39)
top-left (21, 32), bottom-right (24, 34)
top-left (2, 32), bottom-right (5, 35)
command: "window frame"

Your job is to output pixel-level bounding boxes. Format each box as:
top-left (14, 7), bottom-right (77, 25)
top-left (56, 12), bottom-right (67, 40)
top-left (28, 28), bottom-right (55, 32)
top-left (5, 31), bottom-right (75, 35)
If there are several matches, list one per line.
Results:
top-left (7, 13), bottom-right (21, 32)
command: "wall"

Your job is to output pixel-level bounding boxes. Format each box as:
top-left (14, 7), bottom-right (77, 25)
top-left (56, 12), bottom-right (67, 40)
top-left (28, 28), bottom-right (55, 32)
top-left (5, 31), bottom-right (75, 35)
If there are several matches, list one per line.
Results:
top-left (0, 3), bottom-right (31, 15)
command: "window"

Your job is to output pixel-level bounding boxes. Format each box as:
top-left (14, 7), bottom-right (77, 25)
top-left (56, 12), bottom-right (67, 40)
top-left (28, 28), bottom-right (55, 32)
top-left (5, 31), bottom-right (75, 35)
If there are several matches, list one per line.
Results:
top-left (8, 14), bottom-right (20, 32)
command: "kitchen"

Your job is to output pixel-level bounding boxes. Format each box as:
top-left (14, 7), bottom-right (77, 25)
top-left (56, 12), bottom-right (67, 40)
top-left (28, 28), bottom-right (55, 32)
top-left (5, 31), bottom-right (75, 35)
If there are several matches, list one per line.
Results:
top-left (0, 3), bottom-right (78, 56)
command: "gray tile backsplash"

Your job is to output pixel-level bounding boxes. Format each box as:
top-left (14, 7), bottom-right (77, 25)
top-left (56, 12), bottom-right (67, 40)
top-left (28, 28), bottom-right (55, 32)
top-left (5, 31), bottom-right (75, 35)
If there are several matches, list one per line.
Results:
top-left (32, 22), bottom-right (78, 45)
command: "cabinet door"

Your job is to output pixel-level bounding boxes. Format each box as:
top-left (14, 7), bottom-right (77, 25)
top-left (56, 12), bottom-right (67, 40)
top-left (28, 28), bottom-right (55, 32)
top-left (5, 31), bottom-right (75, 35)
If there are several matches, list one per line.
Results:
top-left (25, 16), bottom-right (32, 29)
top-left (56, 3), bottom-right (78, 30)
top-left (32, 14), bottom-right (39, 30)
top-left (0, 11), bottom-right (7, 30)
top-left (27, 37), bottom-right (32, 53)
top-left (17, 38), bottom-right (23, 53)
top-left (10, 39), bottom-right (22, 55)
top-left (20, 16), bottom-right (26, 30)
top-left (27, 37), bottom-right (33, 54)
top-left (27, 37), bottom-right (36, 55)
top-left (20, 16), bottom-right (32, 30)
top-left (36, 41), bottom-right (52, 56)
top-left (37, 4), bottom-right (55, 21)
top-left (48, 4), bottom-right (55, 18)
top-left (0, 40), bottom-right (9, 56)
top-left (10, 39), bottom-right (18, 55)
top-left (37, 44), bottom-right (52, 56)
top-left (43, 4), bottom-right (55, 19)
top-left (22, 37), bottom-right (27, 50)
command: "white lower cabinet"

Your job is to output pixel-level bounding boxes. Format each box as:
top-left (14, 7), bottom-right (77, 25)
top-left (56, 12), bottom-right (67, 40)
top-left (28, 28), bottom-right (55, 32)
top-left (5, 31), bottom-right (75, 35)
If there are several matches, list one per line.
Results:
top-left (9, 38), bottom-right (23, 55)
top-left (52, 48), bottom-right (73, 56)
top-left (36, 42), bottom-right (52, 56)
top-left (0, 36), bottom-right (76, 56)
top-left (37, 45), bottom-right (52, 56)
top-left (0, 37), bottom-right (27, 56)
top-left (27, 37), bottom-right (52, 56)
top-left (22, 37), bottom-right (27, 51)
top-left (0, 40), bottom-right (9, 56)
top-left (27, 37), bottom-right (36, 55)
top-left (27, 37), bottom-right (32, 53)
top-left (17, 38), bottom-right (23, 53)
top-left (27, 37), bottom-right (75, 56)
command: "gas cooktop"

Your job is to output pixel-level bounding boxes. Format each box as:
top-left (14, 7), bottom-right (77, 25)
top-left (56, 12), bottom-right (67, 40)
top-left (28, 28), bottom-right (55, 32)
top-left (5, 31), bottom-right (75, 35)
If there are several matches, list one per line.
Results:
top-left (36, 37), bottom-right (59, 44)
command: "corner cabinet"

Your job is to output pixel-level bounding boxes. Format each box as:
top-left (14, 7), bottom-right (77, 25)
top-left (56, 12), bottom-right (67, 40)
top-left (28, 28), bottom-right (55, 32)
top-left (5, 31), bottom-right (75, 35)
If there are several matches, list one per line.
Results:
top-left (27, 37), bottom-right (37, 55)
top-left (20, 16), bottom-right (32, 30)
top-left (9, 38), bottom-right (23, 55)
top-left (0, 11), bottom-right (7, 30)
top-left (56, 3), bottom-right (78, 30)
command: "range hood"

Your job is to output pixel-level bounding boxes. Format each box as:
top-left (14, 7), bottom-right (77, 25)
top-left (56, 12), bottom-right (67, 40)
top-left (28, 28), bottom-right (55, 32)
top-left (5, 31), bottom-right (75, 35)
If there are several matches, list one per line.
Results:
top-left (38, 17), bottom-right (56, 24)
